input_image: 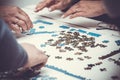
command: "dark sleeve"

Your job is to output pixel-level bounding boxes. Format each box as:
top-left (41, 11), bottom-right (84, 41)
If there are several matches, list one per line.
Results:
top-left (92, 0), bottom-right (120, 29)
top-left (0, 19), bottom-right (28, 72)
top-left (103, 0), bottom-right (120, 18)
top-left (62, 0), bottom-right (80, 12)
top-left (102, 0), bottom-right (120, 29)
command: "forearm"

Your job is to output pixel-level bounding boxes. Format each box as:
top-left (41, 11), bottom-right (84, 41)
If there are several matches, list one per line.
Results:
top-left (0, 19), bottom-right (28, 72)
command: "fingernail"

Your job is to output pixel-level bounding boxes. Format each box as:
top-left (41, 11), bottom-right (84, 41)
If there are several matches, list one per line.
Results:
top-left (34, 7), bottom-right (40, 12)
top-left (61, 15), bottom-right (65, 18)
top-left (48, 8), bottom-right (52, 12)
top-left (34, 9), bottom-right (37, 12)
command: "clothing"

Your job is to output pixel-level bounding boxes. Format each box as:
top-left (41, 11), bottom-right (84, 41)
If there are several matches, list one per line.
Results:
top-left (93, 0), bottom-right (120, 29)
top-left (92, 0), bottom-right (120, 28)
top-left (63, 0), bottom-right (120, 29)
top-left (104, 0), bottom-right (120, 18)
top-left (0, 19), bottom-right (28, 72)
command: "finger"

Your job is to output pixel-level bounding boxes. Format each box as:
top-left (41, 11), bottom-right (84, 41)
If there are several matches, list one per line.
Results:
top-left (49, 2), bottom-right (62, 11)
top-left (35, 0), bottom-right (52, 12)
top-left (5, 17), bottom-right (19, 24)
top-left (15, 13), bottom-right (30, 30)
top-left (62, 7), bottom-right (77, 18)
top-left (17, 19), bottom-right (28, 31)
top-left (9, 23), bottom-right (21, 33)
top-left (19, 9), bottom-right (33, 29)
top-left (70, 11), bottom-right (85, 19)
top-left (9, 16), bottom-right (28, 31)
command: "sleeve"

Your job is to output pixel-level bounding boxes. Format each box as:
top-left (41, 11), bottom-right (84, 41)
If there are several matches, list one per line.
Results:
top-left (102, 0), bottom-right (120, 29)
top-left (103, 0), bottom-right (120, 18)
top-left (0, 19), bottom-right (28, 72)
top-left (62, 0), bottom-right (80, 12)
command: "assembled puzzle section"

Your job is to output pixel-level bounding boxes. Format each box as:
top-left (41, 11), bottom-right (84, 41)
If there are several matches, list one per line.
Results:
top-left (18, 18), bottom-right (120, 80)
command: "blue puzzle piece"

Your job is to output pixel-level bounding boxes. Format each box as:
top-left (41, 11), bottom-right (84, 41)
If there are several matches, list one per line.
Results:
top-left (33, 31), bottom-right (55, 35)
top-left (115, 40), bottom-right (120, 46)
top-left (69, 28), bottom-right (76, 31)
top-left (87, 32), bottom-right (101, 37)
top-left (45, 64), bottom-right (86, 80)
top-left (40, 44), bottom-right (46, 47)
top-left (39, 26), bottom-right (45, 29)
top-left (102, 40), bottom-right (109, 43)
top-left (77, 29), bottom-right (87, 33)
top-left (49, 77), bottom-right (57, 80)
top-left (33, 20), bottom-right (53, 25)
top-left (29, 28), bottom-right (36, 34)
top-left (58, 43), bottom-right (65, 47)
top-left (51, 34), bottom-right (58, 37)
top-left (59, 25), bottom-right (70, 29)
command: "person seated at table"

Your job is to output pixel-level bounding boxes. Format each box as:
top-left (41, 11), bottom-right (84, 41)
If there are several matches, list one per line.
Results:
top-left (35, 0), bottom-right (120, 31)
top-left (0, 19), bottom-right (48, 72)
top-left (0, 0), bottom-right (48, 73)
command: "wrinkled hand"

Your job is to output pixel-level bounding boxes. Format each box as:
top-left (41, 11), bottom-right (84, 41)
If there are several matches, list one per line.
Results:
top-left (0, 6), bottom-right (33, 33)
top-left (21, 43), bottom-right (48, 69)
top-left (63, 0), bottom-right (106, 18)
top-left (35, 0), bottom-right (71, 12)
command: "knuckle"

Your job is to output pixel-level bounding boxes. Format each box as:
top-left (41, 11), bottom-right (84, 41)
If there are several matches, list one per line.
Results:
top-left (13, 6), bottom-right (19, 10)
top-left (19, 21), bottom-right (25, 25)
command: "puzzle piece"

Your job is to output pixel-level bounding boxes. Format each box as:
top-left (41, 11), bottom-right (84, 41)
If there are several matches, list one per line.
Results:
top-left (33, 20), bottom-right (53, 25)
top-left (87, 32), bottom-right (101, 37)
top-left (45, 65), bottom-right (87, 80)
top-left (59, 25), bottom-right (70, 29)
top-left (115, 40), bottom-right (120, 46)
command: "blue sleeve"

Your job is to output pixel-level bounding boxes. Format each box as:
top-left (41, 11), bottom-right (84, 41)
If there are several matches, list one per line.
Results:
top-left (0, 19), bottom-right (28, 72)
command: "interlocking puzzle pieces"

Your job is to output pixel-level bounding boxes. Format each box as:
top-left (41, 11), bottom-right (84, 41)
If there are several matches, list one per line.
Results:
top-left (47, 31), bottom-right (106, 53)
top-left (108, 58), bottom-right (120, 66)
top-left (84, 62), bottom-right (103, 71)
top-left (55, 56), bottom-right (62, 59)
top-left (99, 68), bottom-right (107, 72)
top-left (45, 65), bottom-right (87, 80)
top-left (99, 48), bottom-right (120, 60)
top-left (111, 76), bottom-right (120, 80)
top-left (66, 58), bottom-right (73, 61)
top-left (59, 24), bottom-right (102, 37)
top-left (102, 40), bottom-right (109, 43)
top-left (33, 20), bottom-right (53, 25)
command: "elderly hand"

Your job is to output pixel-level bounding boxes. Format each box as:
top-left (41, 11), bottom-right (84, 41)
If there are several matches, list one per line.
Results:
top-left (21, 43), bottom-right (48, 69)
top-left (0, 6), bottom-right (33, 33)
top-left (35, 0), bottom-right (71, 12)
top-left (63, 0), bottom-right (106, 18)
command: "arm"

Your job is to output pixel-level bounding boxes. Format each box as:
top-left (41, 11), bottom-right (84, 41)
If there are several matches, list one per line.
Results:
top-left (0, 19), bottom-right (48, 72)
top-left (35, 0), bottom-right (80, 12)
top-left (0, 19), bottom-right (28, 71)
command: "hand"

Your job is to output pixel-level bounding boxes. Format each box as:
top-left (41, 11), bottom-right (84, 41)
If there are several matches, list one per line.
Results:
top-left (21, 43), bottom-right (48, 69)
top-left (0, 6), bottom-right (33, 33)
top-left (63, 1), bottom-right (106, 18)
top-left (35, 0), bottom-right (71, 12)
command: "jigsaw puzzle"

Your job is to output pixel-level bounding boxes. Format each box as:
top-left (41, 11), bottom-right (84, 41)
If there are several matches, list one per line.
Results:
top-left (17, 7), bottom-right (120, 80)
